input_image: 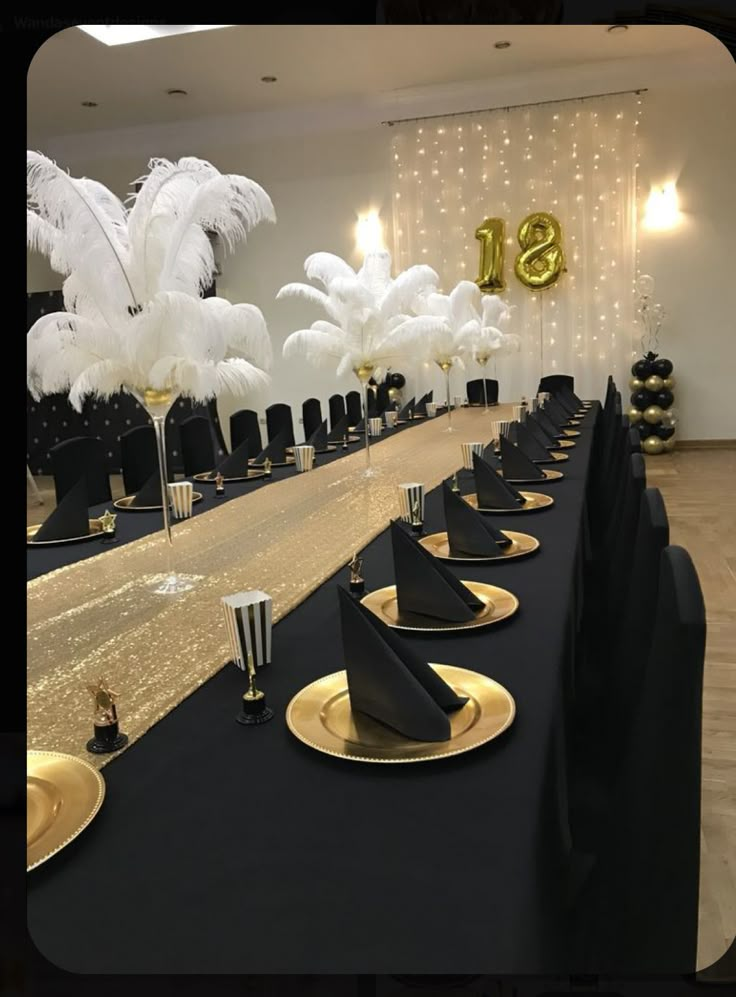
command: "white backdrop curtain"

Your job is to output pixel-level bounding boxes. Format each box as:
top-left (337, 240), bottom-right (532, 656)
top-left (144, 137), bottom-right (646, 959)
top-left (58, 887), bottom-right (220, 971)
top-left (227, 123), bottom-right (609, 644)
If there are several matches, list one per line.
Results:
top-left (389, 92), bottom-right (642, 402)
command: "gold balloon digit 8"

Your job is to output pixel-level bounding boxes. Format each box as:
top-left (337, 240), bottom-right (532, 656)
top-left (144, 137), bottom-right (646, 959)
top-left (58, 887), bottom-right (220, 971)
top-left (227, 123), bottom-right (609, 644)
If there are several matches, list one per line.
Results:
top-left (514, 212), bottom-right (565, 290)
top-left (474, 217), bottom-right (506, 293)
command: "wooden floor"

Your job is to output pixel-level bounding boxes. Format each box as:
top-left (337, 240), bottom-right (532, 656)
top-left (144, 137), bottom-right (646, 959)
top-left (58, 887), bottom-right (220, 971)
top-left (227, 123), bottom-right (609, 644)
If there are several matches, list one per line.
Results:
top-left (27, 449), bottom-right (736, 971)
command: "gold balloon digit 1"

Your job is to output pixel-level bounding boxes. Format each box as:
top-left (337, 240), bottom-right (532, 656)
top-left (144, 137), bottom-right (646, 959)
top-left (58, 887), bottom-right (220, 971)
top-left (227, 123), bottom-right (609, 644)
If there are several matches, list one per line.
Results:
top-left (474, 217), bottom-right (506, 293)
top-left (514, 211), bottom-right (565, 290)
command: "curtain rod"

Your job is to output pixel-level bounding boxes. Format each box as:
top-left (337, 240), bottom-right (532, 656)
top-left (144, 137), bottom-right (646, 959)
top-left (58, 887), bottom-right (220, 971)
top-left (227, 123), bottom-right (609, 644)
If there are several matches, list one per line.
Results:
top-left (381, 87), bottom-right (647, 126)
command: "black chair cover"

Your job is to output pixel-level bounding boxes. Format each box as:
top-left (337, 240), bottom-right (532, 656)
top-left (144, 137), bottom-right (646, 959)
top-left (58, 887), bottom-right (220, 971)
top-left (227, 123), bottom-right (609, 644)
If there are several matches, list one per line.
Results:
top-left (49, 436), bottom-right (111, 506)
top-left (266, 403), bottom-right (295, 448)
top-left (180, 416), bottom-right (215, 477)
top-left (538, 374), bottom-right (574, 394)
top-left (328, 394), bottom-right (346, 431)
top-left (301, 398), bottom-right (323, 441)
top-left (229, 410), bottom-right (262, 459)
top-left (466, 378), bottom-right (499, 405)
top-left (345, 391), bottom-right (362, 426)
top-left (119, 425), bottom-right (157, 495)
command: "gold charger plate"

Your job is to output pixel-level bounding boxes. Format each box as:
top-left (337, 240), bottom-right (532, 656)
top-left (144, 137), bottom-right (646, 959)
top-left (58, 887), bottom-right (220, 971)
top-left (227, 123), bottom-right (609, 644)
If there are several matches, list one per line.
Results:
top-left (286, 445), bottom-right (337, 455)
top-left (27, 519), bottom-right (102, 546)
top-left (195, 468), bottom-right (266, 483)
top-left (27, 750), bottom-right (105, 871)
top-left (361, 580), bottom-right (518, 632)
top-left (248, 456), bottom-right (296, 468)
top-left (464, 491), bottom-right (554, 514)
top-left (500, 468), bottom-right (563, 483)
top-left (562, 429), bottom-right (581, 437)
top-left (535, 451), bottom-right (569, 464)
top-left (554, 438), bottom-right (576, 448)
top-left (419, 529), bottom-right (539, 563)
top-left (115, 491), bottom-right (204, 511)
top-left (286, 664), bottom-right (515, 763)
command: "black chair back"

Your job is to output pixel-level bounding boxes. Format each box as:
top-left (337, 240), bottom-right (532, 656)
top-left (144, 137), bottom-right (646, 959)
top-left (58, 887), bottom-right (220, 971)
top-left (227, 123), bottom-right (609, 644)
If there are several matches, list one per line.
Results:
top-left (302, 398), bottom-right (323, 441)
top-left (328, 394), bottom-right (346, 431)
top-left (376, 382), bottom-right (391, 414)
top-left (50, 436), bottom-right (111, 506)
top-left (266, 403), bottom-right (295, 448)
top-left (628, 427), bottom-right (641, 452)
top-left (466, 378), bottom-right (499, 405)
top-left (180, 416), bottom-right (215, 476)
top-left (119, 425), bottom-right (157, 496)
top-left (229, 409), bottom-right (262, 459)
top-left (345, 391), bottom-right (362, 426)
top-left (538, 374), bottom-right (574, 394)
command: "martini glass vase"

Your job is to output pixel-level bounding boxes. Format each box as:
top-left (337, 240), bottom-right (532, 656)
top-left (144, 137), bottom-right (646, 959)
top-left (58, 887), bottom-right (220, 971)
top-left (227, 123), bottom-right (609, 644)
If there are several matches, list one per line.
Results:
top-left (477, 357), bottom-right (490, 410)
top-left (354, 364), bottom-right (378, 477)
top-left (137, 387), bottom-right (197, 596)
top-left (437, 360), bottom-right (456, 433)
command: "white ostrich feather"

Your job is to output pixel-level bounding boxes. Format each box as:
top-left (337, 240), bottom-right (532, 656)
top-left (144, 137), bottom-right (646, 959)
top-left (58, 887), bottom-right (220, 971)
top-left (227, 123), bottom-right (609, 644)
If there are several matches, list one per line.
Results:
top-left (27, 153), bottom-right (276, 410)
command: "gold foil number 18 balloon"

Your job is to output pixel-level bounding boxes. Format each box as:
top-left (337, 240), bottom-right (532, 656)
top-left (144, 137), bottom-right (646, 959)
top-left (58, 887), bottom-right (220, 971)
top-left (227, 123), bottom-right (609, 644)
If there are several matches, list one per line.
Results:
top-left (474, 217), bottom-right (506, 293)
top-left (514, 212), bottom-right (565, 290)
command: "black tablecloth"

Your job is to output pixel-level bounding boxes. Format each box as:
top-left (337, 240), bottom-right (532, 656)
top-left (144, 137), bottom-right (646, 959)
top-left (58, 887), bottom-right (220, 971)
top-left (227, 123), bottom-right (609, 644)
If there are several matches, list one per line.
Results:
top-left (27, 408), bottom-right (597, 975)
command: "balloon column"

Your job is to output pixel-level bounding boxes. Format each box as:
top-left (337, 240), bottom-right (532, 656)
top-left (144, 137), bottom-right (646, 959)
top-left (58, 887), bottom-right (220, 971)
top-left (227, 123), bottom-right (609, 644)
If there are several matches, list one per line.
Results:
top-left (628, 275), bottom-right (676, 454)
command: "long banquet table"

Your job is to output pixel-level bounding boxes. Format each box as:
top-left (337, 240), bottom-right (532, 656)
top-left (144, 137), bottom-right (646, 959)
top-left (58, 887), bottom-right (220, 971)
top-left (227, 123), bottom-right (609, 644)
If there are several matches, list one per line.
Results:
top-left (27, 402), bottom-right (597, 974)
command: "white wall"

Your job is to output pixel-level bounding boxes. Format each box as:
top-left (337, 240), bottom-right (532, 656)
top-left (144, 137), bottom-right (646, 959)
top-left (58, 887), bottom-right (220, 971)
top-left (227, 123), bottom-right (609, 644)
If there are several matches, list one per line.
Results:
top-left (27, 56), bottom-right (736, 441)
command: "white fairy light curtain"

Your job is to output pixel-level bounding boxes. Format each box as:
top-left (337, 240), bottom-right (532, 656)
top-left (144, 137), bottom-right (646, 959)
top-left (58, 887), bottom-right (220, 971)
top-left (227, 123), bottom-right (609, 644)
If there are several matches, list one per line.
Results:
top-left (389, 92), bottom-right (642, 400)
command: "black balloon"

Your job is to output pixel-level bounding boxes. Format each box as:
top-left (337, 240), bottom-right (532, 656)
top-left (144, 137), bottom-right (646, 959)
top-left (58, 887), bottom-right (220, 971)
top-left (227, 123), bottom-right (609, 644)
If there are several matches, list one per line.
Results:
top-left (652, 358), bottom-right (674, 378)
top-left (655, 425), bottom-right (675, 440)
top-left (631, 389), bottom-right (654, 410)
top-left (632, 358), bottom-right (653, 379)
top-left (390, 372), bottom-right (406, 389)
top-left (655, 389), bottom-right (674, 409)
top-left (637, 421), bottom-right (651, 438)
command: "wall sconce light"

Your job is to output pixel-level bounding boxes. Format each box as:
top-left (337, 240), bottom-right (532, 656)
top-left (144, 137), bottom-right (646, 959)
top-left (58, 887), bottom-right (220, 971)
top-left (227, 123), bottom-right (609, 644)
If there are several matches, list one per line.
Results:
top-left (644, 181), bottom-right (680, 230)
top-left (356, 210), bottom-right (384, 255)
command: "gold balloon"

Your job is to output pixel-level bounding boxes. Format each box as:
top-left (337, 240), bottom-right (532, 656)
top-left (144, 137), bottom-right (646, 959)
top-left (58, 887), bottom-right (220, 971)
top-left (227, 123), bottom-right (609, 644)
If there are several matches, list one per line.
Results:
top-left (643, 435), bottom-right (665, 455)
top-left (629, 377), bottom-right (644, 391)
top-left (514, 211), bottom-right (565, 290)
top-left (644, 375), bottom-right (664, 392)
top-left (643, 405), bottom-right (664, 425)
top-left (388, 387), bottom-right (401, 403)
top-left (475, 217), bottom-right (506, 293)
top-left (664, 376), bottom-right (676, 390)
top-left (627, 407), bottom-right (643, 424)
top-left (663, 436), bottom-right (676, 452)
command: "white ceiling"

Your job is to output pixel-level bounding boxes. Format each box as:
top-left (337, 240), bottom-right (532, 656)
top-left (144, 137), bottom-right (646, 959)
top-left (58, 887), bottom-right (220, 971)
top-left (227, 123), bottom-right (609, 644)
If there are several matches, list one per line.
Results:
top-left (28, 24), bottom-right (723, 143)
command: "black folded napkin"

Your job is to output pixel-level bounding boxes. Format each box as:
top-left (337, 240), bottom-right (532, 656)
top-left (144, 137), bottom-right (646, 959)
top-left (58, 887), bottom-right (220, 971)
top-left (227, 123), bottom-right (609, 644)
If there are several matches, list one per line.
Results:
top-left (130, 468), bottom-right (169, 507)
top-left (554, 390), bottom-right (579, 417)
top-left (509, 421), bottom-right (550, 461)
top-left (543, 398), bottom-right (571, 428)
top-left (34, 477), bottom-right (90, 541)
top-left (482, 443), bottom-right (503, 469)
top-left (414, 393), bottom-right (429, 416)
top-left (328, 414), bottom-right (350, 443)
top-left (215, 437), bottom-right (252, 478)
top-left (391, 519), bottom-right (484, 622)
top-left (353, 417), bottom-right (365, 433)
top-left (500, 436), bottom-right (545, 480)
top-left (526, 412), bottom-right (556, 447)
top-left (561, 386), bottom-right (584, 409)
top-left (427, 390), bottom-right (433, 403)
top-left (338, 587), bottom-right (468, 741)
top-left (472, 451), bottom-right (526, 509)
top-left (397, 397), bottom-right (415, 421)
top-left (253, 429), bottom-right (288, 464)
top-left (306, 419), bottom-right (328, 451)
top-left (443, 481), bottom-right (511, 558)
top-left (535, 406), bottom-right (564, 438)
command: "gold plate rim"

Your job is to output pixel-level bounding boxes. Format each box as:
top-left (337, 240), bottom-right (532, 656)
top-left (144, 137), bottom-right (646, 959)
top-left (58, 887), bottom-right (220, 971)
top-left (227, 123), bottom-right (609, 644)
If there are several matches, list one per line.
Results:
top-left (562, 429), bottom-right (581, 437)
top-left (285, 664), bottom-right (516, 763)
top-left (27, 519), bottom-right (102, 546)
top-left (27, 750), bottom-right (105, 872)
top-left (113, 491), bottom-right (204, 511)
top-left (554, 439), bottom-right (576, 448)
top-left (360, 580), bottom-right (519, 632)
top-left (418, 529), bottom-right (540, 563)
top-left (248, 457), bottom-right (296, 468)
top-left (501, 468), bottom-right (563, 484)
top-left (463, 491), bottom-right (554, 514)
top-left (285, 445), bottom-right (337, 455)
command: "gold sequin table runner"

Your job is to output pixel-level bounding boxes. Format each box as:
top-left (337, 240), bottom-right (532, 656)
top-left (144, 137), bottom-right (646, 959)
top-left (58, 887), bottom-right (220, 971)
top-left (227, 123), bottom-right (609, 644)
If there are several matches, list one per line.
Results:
top-left (28, 405), bottom-right (512, 766)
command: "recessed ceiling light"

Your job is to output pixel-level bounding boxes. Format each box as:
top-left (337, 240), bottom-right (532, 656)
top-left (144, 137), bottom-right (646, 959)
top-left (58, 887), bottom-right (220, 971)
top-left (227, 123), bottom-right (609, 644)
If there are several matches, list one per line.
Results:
top-left (81, 100), bottom-right (98, 108)
top-left (607, 24), bottom-right (629, 33)
top-left (166, 88), bottom-right (189, 97)
top-left (260, 76), bottom-right (278, 83)
top-left (77, 25), bottom-right (232, 46)
top-left (494, 41), bottom-right (511, 49)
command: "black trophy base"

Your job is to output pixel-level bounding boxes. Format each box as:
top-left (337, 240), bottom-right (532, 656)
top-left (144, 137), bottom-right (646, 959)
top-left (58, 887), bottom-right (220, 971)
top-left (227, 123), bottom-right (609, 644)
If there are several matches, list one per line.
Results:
top-left (236, 691), bottom-right (274, 726)
top-left (410, 523), bottom-right (424, 537)
top-left (349, 581), bottom-right (365, 597)
top-left (86, 722), bottom-right (128, 754)
top-left (215, 490), bottom-right (226, 499)
top-left (100, 533), bottom-right (118, 545)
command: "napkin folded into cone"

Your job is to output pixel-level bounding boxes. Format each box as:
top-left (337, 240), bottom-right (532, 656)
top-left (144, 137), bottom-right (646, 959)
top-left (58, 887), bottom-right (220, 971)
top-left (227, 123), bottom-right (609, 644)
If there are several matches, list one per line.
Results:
top-left (414, 391), bottom-right (432, 416)
top-left (130, 467), bottom-right (174, 507)
top-left (500, 436), bottom-right (546, 480)
top-left (353, 417), bottom-right (365, 433)
top-left (525, 412), bottom-right (556, 447)
top-left (34, 477), bottom-right (90, 541)
top-left (397, 397), bottom-right (415, 421)
top-left (543, 398), bottom-right (571, 429)
top-left (306, 419), bottom-right (328, 451)
top-left (508, 421), bottom-right (551, 461)
top-left (472, 452), bottom-right (526, 509)
top-left (554, 390), bottom-right (579, 417)
top-left (253, 429), bottom-right (288, 465)
top-left (391, 520), bottom-right (484, 622)
top-left (443, 482), bottom-right (511, 558)
top-left (481, 443), bottom-right (503, 469)
top-left (327, 414), bottom-right (350, 443)
top-left (213, 437), bottom-right (253, 478)
top-left (535, 406), bottom-right (564, 438)
top-left (338, 587), bottom-right (468, 741)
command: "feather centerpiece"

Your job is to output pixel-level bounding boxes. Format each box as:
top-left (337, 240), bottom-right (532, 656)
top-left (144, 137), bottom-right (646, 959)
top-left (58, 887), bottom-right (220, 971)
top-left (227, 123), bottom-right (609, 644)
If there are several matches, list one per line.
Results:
top-left (277, 249), bottom-right (444, 475)
top-left (27, 153), bottom-right (275, 593)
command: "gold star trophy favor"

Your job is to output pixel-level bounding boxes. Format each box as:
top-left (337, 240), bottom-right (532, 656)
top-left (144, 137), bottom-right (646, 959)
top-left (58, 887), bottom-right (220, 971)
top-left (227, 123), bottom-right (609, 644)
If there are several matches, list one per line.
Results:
top-left (237, 652), bottom-right (274, 726)
top-left (450, 472), bottom-right (461, 494)
top-left (349, 550), bottom-right (365, 596)
top-left (99, 509), bottom-right (117, 544)
top-left (263, 457), bottom-right (272, 478)
top-left (86, 679), bottom-right (129, 753)
top-left (214, 471), bottom-right (225, 497)
top-left (342, 434), bottom-right (349, 451)
top-left (410, 497), bottom-right (424, 536)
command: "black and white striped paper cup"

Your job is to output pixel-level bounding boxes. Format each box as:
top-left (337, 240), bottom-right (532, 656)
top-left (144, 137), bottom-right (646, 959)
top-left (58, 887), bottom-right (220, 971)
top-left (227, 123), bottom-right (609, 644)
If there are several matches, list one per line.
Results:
top-left (512, 404), bottom-right (526, 423)
top-left (491, 419), bottom-right (512, 442)
top-left (221, 590), bottom-right (273, 670)
top-left (384, 410), bottom-right (398, 428)
top-left (460, 442), bottom-right (484, 469)
top-left (426, 402), bottom-right (438, 418)
top-left (368, 417), bottom-right (383, 437)
top-left (397, 482), bottom-right (425, 523)
top-left (168, 481), bottom-right (193, 519)
top-left (293, 445), bottom-right (315, 472)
